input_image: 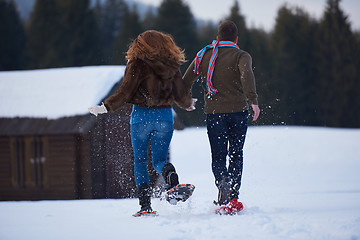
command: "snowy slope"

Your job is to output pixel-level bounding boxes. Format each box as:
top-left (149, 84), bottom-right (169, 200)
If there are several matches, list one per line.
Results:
top-left (1, 126), bottom-right (360, 240)
top-left (0, 66), bottom-right (125, 119)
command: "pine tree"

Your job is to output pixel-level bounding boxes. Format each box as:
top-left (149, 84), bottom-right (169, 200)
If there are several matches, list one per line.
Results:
top-left (270, 5), bottom-right (319, 126)
top-left (57, 0), bottom-right (101, 67)
top-left (0, 0), bottom-right (26, 70)
top-left (96, 0), bottom-right (127, 64)
top-left (246, 28), bottom-right (274, 125)
top-left (226, 1), bottom-right (249, 51)
top-left (155, 0), bottom-right (198, 62)
top-left (197, 21), bottom-right (217, 46)
top-left (316, 0), bottom-right (360, 127)
top-left (26, 0), bottom-right (61, 69)
top-left (113, 4), bottom-right (143, 65)
top-left (142, 7), bottom-right (156, 31)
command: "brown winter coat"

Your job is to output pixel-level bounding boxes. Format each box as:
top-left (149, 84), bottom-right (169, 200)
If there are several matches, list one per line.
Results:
top-left (104, 57), bottom-right (193, 112)
top-left (183, 47), bottom-right (258, 114)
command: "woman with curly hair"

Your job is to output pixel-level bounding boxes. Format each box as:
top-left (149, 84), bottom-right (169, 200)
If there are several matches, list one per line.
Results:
top-left (89, 30), bottom-right (196, 216)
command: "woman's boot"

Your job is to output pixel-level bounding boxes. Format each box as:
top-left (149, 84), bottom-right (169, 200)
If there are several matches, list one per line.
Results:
top-left (161, 163), bottom-right (179, 189)
top-left (133, 183), bottom-right (157, 217)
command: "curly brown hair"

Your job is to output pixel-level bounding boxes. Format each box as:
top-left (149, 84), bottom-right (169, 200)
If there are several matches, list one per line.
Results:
top-left (126, 30), bottom-right (186, 63)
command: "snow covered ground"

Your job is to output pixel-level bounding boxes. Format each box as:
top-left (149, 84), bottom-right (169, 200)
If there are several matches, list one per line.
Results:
top-left (1, 126), bottom-right (360, 240)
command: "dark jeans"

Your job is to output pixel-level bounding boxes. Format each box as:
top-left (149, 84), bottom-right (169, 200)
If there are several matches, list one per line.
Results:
top-left (206, 111), bottom-right (249, 199)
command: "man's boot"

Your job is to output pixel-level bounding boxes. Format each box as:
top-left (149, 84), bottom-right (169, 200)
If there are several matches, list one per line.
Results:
top-left (216, 177), bottom-right (231, 205)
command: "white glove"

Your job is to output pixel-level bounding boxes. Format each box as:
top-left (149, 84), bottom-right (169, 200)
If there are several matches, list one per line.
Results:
top-left (88, 103), bottom-right (108, 116)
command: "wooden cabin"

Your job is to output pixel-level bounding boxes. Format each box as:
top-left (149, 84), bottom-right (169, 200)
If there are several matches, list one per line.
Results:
top-left (0, 66), bottom-right (184, 201)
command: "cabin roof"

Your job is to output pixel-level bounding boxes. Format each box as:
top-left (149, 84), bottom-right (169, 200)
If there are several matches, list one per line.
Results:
top-left (0, 66), bottom-right (126, 136)
top-left (0, 66), bottom-right (125, 119)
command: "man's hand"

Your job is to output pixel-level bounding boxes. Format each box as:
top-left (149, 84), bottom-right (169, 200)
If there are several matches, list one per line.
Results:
top-left (186, 98), bottom-right (198, 111)
top-left (251, 104), bottom-right (260, 121)
top-left (88, 103), bottom-right (108, 116)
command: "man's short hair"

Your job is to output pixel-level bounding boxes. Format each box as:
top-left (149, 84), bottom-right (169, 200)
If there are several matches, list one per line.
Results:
top-left (218, 20), bottom-right (238, 42)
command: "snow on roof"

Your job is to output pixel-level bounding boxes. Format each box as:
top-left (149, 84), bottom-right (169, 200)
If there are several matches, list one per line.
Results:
top-left (0, 66), bottom-right (126, 119)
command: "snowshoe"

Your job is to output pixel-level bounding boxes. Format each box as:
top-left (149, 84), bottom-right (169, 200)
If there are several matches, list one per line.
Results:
top-left (133, 208), bottom-right (158, 217)
top-left (164, 184), bottom-right (195, 205)
top-left (215, 198), bottom-right (244, 215)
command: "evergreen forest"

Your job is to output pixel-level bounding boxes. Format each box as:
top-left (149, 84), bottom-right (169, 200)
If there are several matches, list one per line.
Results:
top-left (1, 0), bottom-right (359, 128)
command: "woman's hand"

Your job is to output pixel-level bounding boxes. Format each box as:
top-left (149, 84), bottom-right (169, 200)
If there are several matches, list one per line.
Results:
top-left (186, 98), bottom-right (198, 111)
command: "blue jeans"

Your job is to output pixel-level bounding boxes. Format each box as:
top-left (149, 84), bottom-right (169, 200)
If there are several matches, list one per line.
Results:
top-left (206, 111), bottom-right (249, 198)
top-left (131, 121), bottom-right (174, 188)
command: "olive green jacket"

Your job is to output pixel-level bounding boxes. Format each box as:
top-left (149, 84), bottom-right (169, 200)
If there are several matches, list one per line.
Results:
top-left (183, 47), bottom-right (258, 114)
